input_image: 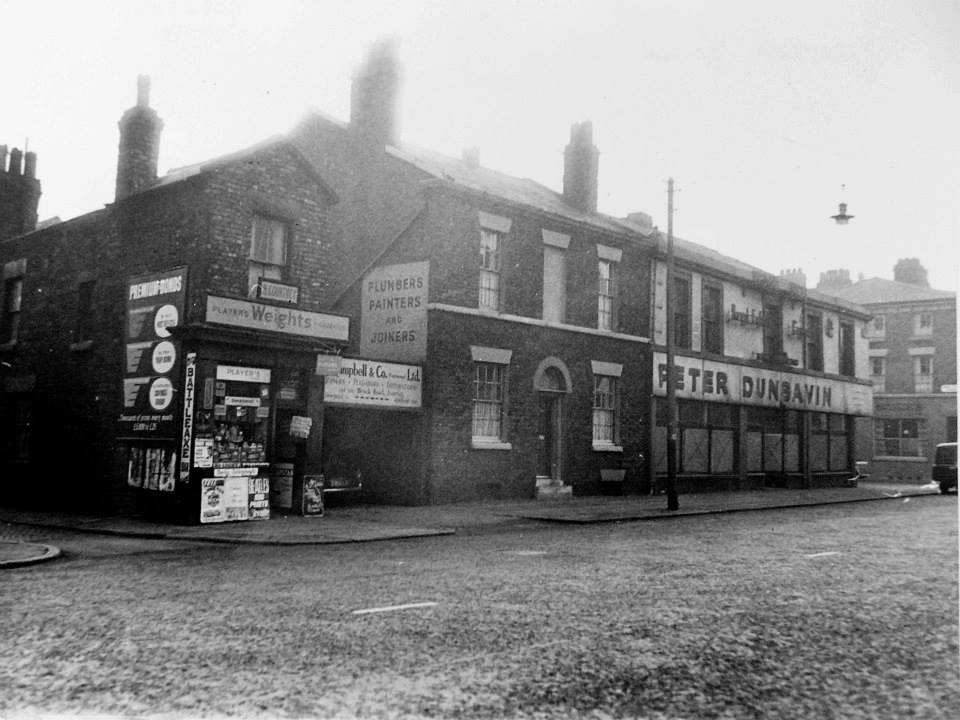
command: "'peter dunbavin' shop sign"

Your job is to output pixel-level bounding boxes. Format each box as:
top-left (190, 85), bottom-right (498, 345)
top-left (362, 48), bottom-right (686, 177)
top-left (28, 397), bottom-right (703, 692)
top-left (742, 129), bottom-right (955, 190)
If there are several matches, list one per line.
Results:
top-left (324, 359), bottom-right (422, 409)
top-left (205, 295), bottom-right (349, 341)
top-left (652, 352), bottom-right (873, 416)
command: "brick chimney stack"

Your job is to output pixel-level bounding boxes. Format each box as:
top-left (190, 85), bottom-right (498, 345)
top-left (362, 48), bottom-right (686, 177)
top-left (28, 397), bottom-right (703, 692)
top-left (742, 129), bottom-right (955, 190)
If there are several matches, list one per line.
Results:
top-left (817, 268), bottom-right (853, 291)
top-left (563, 121), bottom-right (599, 213)
top-left (0, 143), bottom-right (42, 240)
top-left (115, 75), bottom-right (163, 201)
top-left (350, 40), bottom-right (400, 148)
top-left (779, 267), bottom-right (807, 289)
top-left (893, 257), bottom-right (929, 288)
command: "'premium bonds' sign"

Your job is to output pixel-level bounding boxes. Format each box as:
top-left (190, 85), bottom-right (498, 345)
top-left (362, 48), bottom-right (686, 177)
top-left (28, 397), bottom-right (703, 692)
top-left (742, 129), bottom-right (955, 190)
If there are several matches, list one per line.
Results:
top-left (360, 261), bottom-right (428, 362)
top-left (324, 359), bottom-right (422, 409)
top-left (652, 352), bottom-right (873, 416)
top-left (119, 267), bottom-right (188, 438)
top-left (206, 295), bottom-right (349, 341)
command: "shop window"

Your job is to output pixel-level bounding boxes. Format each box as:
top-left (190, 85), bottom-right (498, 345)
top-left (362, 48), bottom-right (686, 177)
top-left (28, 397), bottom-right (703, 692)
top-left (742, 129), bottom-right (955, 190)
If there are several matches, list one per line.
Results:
top-left (701, 282), bottom-right (723, 355)
top-left (672, 275), bottom-right (692, 350)
top-left (806, 313), bottom-right (824, 371)
top-left (839, 321), bottom-right (856, 377)
top-left (248, 215), bottom-right (288, 295)
top-left (74, 280), bottom-right (96, 344)
top-left (542, 245), bottom-right (566, 323)
top-left (878, 419), bottom-right (922, 457)
top-left (472, 362), bottom-right (507, 442)
top-left (914, 312), bottom-right (933, 336)
top-left (0, 276), bottom-right (23, 345)
top-left (870, 356), bottom-right (885, 392)
top-left (913, 355), bottom-right (934, 392)
top-left (597, 259), bottom-right (617, 331)
top-left (762, 302), bottom-right (782, 359)
top-left (592, 374), bottom-right (619, 447)
top-left (479, 227), bottom-right (504, 312)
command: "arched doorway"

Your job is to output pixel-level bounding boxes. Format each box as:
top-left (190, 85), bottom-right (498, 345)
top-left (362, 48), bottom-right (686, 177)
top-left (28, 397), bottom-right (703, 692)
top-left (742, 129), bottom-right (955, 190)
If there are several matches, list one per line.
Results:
top-left (533, 359), bottom-right (572, 489)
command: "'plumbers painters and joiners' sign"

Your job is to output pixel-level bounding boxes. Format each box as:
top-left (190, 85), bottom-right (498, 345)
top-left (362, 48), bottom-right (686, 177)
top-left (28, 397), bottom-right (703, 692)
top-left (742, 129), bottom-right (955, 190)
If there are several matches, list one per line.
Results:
top-left (360, 261), bottom-right (429, 363)
top-left (653, 352), bottom-right (873, 416)
top-left (206, 295), bottom-right (349, 341)
top-left (324, 359), bottom-right (422, 409)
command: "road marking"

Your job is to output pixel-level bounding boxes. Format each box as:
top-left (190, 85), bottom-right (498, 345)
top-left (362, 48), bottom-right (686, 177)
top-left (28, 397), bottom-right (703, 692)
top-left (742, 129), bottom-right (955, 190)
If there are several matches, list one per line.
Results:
top-left (805, 551), bottom-right (841, 558)
top-left (509, 550), bottom-right (548, 556)
top-left (352, 602), bottom-right (438, 615)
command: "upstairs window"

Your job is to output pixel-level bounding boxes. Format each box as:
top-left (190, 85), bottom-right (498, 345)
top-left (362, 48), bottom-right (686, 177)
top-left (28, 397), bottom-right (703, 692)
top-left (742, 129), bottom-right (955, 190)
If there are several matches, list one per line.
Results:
top-left (914, 355), bottom-right (934, 392)
top-left (248, 215), bottom-right (288, 295)
top-left (597, 259), bottom-right (616, 330)
top-left (914, 312), bottom-right (933, 336)
top-left (541, 239), bottom-right (568, 323)
top-left (839, 321), bottom-right (856, 377)
top-left (701, 282), bottom-right (723, 355)
top-left (870, 356), bottom-right (886, 392)
top-left (479, 228), bottom-right (504, 312)
top-left (806, 313), bottom-right (824, 371)
top-left (762, 302), bottom-right (783, 358)
top-left (74, 280), bottom-right (96, 344)
top-left (672, 275), bottom-right (692, 350)
top-left (867, 314), bottom-right (885, 339)
top-left (0, 276), bottom-right (23, 346)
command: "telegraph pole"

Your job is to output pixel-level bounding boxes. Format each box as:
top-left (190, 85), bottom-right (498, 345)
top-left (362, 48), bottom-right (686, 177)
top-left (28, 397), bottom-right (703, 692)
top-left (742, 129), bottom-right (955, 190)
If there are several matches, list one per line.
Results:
top-left (665, 178), bottom-right (679, 511)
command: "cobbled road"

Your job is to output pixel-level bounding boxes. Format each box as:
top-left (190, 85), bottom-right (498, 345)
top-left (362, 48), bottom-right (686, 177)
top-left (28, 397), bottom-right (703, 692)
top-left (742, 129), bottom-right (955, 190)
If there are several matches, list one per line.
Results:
top-left (1, 497), bottom-right (957, 719)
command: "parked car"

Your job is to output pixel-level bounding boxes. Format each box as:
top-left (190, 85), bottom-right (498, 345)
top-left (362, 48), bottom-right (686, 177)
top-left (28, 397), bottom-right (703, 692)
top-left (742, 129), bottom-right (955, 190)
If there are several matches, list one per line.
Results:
top-left (933, 442), bottom-right (957, 494)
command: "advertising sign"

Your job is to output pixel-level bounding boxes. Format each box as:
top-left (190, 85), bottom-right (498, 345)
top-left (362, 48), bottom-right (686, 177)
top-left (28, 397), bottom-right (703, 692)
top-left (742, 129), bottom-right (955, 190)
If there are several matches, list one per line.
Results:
top-left (119, 267), bottom-right (188, 439)
top-left (652, 352), bottom-right (874, 416)
top-left (270, 462), bottom-right (295, 510)
top-left (206, 294), bottom-right (349, 341)
top-left (200, 473), bottom-right (270, 524)
top-left (360, 261), bottom-right (429, 362)
top-left (323, 359), bottom-right (423, 409)
top-left (302, 474), bottom-right (324, 516)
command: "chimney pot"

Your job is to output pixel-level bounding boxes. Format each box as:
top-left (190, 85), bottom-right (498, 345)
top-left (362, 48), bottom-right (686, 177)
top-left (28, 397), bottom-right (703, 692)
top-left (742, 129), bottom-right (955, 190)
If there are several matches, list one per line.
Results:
top-left (8, 148), bottom-right (22, 175)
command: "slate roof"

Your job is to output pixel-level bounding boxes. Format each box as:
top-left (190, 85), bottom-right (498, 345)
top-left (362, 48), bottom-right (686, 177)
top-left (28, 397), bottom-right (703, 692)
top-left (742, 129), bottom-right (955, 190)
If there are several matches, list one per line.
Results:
top-left (827, 277), bottom-right (956, 306)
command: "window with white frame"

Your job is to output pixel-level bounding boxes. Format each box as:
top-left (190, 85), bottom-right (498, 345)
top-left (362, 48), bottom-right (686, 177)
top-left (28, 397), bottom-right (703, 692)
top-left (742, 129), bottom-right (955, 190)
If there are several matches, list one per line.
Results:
top-left (473, 362), bottom-right (506, 440)
top-left (591, 361), bottom-right (622, 449)
top-left (596, 244), bottom-right (622, 331)
top-left (877, 419), bottom-right (922, 457)
top-left (479, 228), bottom-right (503, 312)
top-left (248, 215), bottom-right (288, 294)
top-left (867, 314), bottom-right (885, 339)
top-left (913, 355), bottom-right (934, 392)
top-left (870, 356), bottom-right (885, 392)
top-left (914, 312), bottom-right (933, 336)
top-left (597, 260), bottom-right (616, 330)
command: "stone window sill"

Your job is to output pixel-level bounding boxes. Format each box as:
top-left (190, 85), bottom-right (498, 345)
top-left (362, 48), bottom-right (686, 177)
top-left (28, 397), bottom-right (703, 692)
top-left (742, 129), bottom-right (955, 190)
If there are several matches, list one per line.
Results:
top-left (69, 340), bottom-right (94, 352)
top-left (471, 439), bottom-right (512, 451)
top-left (592, 443), bottom-right (623, 453)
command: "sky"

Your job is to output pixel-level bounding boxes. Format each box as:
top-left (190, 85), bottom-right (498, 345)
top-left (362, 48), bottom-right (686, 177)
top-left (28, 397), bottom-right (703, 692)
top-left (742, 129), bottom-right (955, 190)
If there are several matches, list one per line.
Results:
top-left (2, 0), bottom-right (958, 291)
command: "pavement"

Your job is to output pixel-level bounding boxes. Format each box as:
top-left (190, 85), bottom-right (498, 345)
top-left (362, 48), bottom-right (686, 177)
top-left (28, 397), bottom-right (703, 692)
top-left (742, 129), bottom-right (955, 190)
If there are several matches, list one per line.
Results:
top-left (0, 481), bottom-right (946, 568)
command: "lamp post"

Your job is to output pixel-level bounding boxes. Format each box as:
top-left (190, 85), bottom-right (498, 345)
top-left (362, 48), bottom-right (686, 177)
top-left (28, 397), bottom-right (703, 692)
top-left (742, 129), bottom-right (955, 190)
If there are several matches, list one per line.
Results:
top-left (664, 178), bottom-right (679, 511)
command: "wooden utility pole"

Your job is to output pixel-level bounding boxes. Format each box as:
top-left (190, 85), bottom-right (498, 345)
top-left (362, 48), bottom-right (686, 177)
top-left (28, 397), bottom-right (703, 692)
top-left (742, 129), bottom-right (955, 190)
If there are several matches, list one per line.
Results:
top-left (665, 178), bottom-right (679, 511)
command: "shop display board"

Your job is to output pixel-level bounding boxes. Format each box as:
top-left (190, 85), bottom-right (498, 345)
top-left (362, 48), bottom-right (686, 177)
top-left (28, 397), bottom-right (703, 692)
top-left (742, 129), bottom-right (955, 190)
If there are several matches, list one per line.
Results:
top-left (119, 267), bottom-right (188, 439)
top-left (200, 468), bottom-right (270, 524)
